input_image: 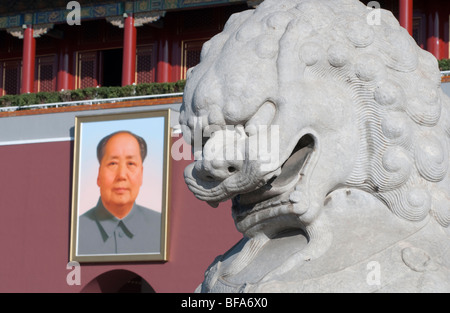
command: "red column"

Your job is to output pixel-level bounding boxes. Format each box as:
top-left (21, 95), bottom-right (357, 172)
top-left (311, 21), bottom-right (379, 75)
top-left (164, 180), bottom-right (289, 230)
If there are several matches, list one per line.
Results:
top-left (399, 0), bottom-right (413, 35)
top-left (122, 14), bottom-right (137, 86)
top-left (157, 31), bottom-right (172, 83)
top-left (445, 17), bottom-right (450, 60)
top-left (427, 5), bottom-right (449, 60)
top-left (21, 25), bottom-right (36, 94)
top-left (57, 41), bottom-right (73, 91)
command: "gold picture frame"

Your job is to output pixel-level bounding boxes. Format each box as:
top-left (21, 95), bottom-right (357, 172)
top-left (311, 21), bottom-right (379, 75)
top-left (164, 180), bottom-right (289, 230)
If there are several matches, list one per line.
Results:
top-left (70, 109), bottom-right (171, 263)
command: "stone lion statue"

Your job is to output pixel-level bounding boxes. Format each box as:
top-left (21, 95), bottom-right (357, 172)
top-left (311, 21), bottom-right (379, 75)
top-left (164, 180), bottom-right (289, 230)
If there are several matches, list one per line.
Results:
top-left (179, 0), bottom-right (450, 292)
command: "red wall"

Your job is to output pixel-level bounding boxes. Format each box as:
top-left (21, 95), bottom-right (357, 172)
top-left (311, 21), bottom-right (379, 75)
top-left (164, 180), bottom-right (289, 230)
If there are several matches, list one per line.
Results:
top-left (0, 138), bottom-right (241, 293)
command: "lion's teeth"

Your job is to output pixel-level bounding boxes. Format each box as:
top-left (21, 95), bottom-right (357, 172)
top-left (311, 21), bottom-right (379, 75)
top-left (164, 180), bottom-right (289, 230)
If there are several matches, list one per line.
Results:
top-left (289, 190), bottom-right (302, 203)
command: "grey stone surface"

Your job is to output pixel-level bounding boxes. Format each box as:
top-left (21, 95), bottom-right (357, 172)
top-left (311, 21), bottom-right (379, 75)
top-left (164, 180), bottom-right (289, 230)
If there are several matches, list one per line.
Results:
top-left (180, 0), bottom-right (450, 292)
top-left (442, 82), bottom-right (450, 97)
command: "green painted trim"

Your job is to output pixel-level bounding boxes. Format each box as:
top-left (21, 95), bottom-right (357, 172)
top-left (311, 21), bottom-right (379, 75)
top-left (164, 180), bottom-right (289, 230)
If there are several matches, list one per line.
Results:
top-left (0, 15), bottom-right (23, 29)
top-left (0, 0), bottom-right (247, 29)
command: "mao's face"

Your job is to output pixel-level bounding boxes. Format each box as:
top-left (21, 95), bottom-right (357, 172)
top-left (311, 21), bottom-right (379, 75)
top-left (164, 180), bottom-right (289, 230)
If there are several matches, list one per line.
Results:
top-left (97, 133), bottom-right (144, 213)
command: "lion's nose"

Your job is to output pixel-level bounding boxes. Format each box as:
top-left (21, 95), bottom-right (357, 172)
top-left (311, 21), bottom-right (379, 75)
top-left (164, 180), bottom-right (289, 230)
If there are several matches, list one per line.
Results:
top-left (193, 128), bottom-right (246, 182)
top-left (194, 158), bottom-right (243, 182)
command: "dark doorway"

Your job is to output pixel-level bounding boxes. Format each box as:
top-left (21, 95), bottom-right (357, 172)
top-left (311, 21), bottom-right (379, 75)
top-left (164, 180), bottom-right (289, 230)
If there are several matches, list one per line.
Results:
top-left (81, 270), bottom-right (156, 293)
top-left (102, 48), bottom-right (123, 87)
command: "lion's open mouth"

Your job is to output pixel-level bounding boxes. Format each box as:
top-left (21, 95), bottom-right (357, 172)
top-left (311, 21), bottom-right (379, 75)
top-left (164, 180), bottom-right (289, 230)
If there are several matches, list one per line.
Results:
top-left (262, 134), bottom-right (314, 194)
top-left (233, 134), bottom-right (315, 222)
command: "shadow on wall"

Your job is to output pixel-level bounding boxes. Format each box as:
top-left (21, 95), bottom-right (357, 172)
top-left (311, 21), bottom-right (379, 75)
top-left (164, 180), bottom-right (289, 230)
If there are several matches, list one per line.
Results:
top-left (81, 269), bottom-right (155, 293)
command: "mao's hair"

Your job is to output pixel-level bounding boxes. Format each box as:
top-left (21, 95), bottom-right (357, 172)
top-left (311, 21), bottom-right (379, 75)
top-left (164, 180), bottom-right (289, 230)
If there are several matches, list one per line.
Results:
top-left (97, 131), bottom-right (148, 163)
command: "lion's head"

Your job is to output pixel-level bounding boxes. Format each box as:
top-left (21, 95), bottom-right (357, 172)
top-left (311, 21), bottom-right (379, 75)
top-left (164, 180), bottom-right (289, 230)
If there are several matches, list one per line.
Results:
top-left (180, 0), bottom-right (450, 237)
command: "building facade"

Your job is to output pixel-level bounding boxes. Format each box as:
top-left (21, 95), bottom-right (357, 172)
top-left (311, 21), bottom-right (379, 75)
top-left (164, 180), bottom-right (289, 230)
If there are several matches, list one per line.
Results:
top-left (0, 0), bottom-right (448, 96)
